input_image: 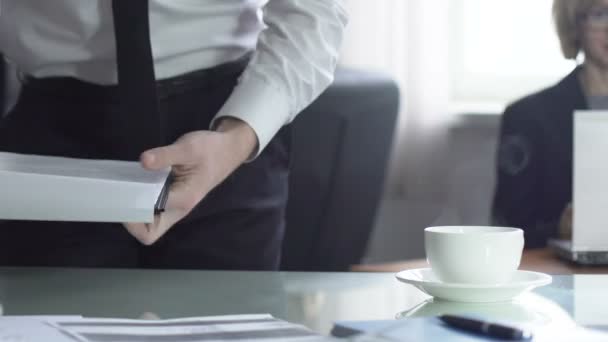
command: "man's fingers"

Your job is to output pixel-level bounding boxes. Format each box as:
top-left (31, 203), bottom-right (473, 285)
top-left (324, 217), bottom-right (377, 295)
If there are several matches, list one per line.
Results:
top-left (141, 141), bottom-right (192, 170)
top-left (124, 222), bottom-right (161, 246)
top-left (139, 312), bottom-right (161, 320)
top-left (123, 209), bottom-right (186, 245)
top-left (166, 178), bottom-right (207, 213)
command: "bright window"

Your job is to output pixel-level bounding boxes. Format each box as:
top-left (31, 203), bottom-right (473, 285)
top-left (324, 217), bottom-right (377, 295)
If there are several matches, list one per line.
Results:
top-left (449, 0), bottom-right (576, 106)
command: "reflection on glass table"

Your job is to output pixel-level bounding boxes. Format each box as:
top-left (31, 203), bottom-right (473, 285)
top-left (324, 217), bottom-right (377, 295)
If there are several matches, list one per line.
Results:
top-left (0, 268), bottom-right (604, 335)
top-left (394, 293), bottom-right (575, 335)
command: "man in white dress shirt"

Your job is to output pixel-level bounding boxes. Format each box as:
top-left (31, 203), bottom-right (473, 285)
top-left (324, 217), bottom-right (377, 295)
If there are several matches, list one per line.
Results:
top-left (0, 0), bottom-right (347, 269)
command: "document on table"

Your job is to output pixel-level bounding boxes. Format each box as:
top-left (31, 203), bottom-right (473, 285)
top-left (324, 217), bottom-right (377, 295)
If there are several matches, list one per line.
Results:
top-left (0, 314), bottom-right (334, 342)
top-left (0, 152), bottom-right (171, 223)
top-left (0, 316), bottom-right (83, 342)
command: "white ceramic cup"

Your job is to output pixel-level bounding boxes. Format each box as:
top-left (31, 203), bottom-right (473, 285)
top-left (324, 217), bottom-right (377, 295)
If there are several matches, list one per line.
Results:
top-left (424, 226), bottom-right (524, 284)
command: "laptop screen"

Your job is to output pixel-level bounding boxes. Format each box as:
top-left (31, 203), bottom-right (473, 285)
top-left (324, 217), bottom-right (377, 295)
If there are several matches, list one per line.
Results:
top-left (573, 110), bottom-right (608, 252)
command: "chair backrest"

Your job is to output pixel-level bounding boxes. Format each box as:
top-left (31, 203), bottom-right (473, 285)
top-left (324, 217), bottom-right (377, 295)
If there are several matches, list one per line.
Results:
top-left (282, 68), bottom-right (400, 271)
top-left (0, 56), bottom-right (6, 116)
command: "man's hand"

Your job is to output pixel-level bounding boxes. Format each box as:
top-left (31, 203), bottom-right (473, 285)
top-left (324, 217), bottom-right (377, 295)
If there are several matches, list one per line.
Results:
top-left (124, 117), bottom-right (258, 245)
top-left (558, 202), bottom-right (573, 240)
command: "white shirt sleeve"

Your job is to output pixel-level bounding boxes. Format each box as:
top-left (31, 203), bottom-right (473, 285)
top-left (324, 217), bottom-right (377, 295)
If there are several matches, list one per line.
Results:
top-left (210, 0), bottom-right (348, 159)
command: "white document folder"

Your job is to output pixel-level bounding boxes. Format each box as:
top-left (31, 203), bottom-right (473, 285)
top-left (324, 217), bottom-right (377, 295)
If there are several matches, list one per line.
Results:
top-left (0, 152), bottom-right (170, 223)
top-left (573, 110), bottom-right (608, 251)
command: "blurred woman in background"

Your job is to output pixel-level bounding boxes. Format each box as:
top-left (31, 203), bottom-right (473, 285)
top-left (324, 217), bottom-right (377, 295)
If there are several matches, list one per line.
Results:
top-left (492, 0), bottom-right (608, 248)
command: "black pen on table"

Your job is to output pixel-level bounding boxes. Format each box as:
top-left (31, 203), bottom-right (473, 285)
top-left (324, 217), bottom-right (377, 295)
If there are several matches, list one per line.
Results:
top-left (439, 314), bottom-right (533, 340)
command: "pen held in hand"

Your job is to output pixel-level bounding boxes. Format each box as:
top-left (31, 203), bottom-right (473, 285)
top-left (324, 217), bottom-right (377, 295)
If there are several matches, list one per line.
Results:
top-left (154, 172), bottom-right (175, 214)
top-left (439, 315), bottom-right (533, 341)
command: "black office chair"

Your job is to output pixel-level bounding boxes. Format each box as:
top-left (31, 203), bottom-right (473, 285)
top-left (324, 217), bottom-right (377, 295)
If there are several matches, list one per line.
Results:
top-left (0, 56), bottom-right (6, 115)
top-left (282, 68), bottom-right (400, 272)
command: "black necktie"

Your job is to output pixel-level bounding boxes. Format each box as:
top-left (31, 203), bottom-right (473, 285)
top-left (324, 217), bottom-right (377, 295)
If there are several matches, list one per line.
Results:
top-left (112, 0), bottom-right (162, 159)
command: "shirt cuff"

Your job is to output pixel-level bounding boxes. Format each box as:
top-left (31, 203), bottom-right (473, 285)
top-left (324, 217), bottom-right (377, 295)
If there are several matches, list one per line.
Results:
top-left (210, 73), bottom-right (291, 161)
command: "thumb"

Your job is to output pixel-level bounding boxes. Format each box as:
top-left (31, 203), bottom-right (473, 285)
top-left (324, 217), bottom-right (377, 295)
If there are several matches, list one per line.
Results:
top-left (141, 143), bottom-right (190, 170)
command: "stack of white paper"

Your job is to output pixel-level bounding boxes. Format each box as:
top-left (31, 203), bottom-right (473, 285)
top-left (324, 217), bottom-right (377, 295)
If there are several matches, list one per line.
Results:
top-left (0, 152), bottom-right (170, 223)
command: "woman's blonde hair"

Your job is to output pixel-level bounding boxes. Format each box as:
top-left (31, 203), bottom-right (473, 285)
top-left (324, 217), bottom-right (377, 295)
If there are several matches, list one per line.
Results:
top-left (553, 0), bottom-right (601, 59)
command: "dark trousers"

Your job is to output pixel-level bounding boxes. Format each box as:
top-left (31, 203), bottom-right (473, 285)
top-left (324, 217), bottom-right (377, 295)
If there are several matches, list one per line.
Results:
top-left (0, 57), bottom-right (291, 270)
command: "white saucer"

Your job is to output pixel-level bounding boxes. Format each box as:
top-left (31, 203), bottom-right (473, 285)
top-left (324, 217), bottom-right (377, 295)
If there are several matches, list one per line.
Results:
top-left (395, 268), bottom-right (552, 303)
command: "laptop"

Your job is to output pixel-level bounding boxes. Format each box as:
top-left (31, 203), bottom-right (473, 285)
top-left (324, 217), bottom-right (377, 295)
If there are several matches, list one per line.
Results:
top-left (549, 110), bottom-right (608, 265)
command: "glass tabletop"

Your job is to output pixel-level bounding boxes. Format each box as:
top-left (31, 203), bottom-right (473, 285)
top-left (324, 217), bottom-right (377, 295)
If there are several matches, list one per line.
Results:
top-left (0, 268), bottom-right (605, 335)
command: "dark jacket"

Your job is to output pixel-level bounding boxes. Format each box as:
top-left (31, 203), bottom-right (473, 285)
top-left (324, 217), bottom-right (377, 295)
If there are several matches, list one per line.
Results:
top-left (492, 67), bottom-right (587, 248)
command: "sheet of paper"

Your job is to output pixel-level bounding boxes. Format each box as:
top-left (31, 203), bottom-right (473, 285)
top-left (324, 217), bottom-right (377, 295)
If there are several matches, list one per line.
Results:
top-left (0, 152), bottom-right (170, 223)
top-left (533, 325), bottom-right (608, 341)
top-left (49, 314), bottom-right (327, 342)
top-left (573, 111), bottom-right (608, 251)
top-left (573, 276), bottom-right (608, 327)
top-left (0, 317), bottom-right (82, 342)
